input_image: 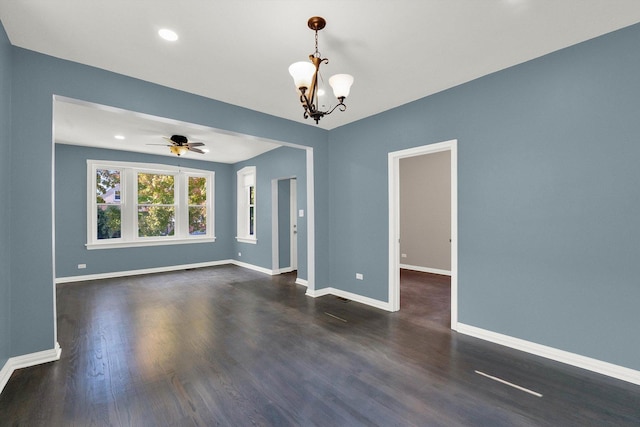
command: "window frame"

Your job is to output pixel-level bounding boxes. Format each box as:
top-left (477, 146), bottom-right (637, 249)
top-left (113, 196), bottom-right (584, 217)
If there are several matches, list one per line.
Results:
top-left (87, 160), bottom-right (215, 250)
top-left (236, 166), bottom-right (257, 244)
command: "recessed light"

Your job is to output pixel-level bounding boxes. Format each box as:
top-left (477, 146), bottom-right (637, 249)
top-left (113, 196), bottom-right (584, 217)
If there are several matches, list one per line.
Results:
top-left (201, 148), bottom-right (210, 153)
top-left (114, 135), bottom-right (125, 140)
top-left (158, 28), bottom-right (178, 42)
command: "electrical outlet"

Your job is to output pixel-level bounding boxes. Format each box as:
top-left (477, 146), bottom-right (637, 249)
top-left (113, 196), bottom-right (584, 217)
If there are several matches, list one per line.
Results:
top-left (401, 253), bottom-right (407, 258)
top-left (238, 252), bottom-right (242, 257)
top-left (355, 273), bottom-right (363, 280)
top-left (77, 264), bottom-right (86, 269)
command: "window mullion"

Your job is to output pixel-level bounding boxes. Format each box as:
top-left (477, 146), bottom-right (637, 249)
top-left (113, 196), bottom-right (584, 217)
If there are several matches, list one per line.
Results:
top-left (175, 173), bottom-right (185, 238)
top-left (125, 168), bottom-right (136, 240)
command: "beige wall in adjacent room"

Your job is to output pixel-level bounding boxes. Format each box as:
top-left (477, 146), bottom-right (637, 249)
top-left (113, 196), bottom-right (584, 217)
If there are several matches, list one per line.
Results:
top-left (400, 150), bottom-right (451, 272)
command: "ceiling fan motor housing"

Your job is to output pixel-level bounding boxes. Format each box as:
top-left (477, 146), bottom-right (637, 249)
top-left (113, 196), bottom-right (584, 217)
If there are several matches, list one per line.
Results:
top-left (170, 134), bottom-right (188, 145)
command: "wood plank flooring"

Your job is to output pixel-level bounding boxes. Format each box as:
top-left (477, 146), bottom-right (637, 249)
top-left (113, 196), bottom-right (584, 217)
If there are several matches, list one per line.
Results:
top-left (0, 266), bottom-right (639, 426)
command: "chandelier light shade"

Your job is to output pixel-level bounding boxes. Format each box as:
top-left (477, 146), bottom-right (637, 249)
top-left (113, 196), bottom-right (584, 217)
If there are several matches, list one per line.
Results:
top-left (289, 16), bottom-right (354, 124)
top-left (288, 61), bottom-right (316, 93)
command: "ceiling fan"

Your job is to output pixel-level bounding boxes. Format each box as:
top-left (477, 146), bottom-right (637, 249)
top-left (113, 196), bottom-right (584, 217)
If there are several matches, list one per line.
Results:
top-left (150, 134), bottom-right (206, 156)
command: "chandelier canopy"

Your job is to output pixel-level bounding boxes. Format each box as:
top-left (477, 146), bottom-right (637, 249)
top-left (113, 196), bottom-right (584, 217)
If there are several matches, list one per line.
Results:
top-left (288, 17), bottom-right (354, 124)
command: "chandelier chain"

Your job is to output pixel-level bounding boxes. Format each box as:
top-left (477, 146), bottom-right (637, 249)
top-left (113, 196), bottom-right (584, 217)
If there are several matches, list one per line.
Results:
top-left (314, 30), bottom-right (320, 58)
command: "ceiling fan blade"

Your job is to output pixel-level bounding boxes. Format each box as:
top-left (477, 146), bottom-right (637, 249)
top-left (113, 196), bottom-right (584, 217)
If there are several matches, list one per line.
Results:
top-left (189, 147), bottom-right (205, 154)
top-left (187, 142), bottom-right (205, 147)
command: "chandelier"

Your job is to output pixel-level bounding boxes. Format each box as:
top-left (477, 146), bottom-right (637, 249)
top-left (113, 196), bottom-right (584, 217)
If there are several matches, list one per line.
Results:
top-left (288, 17), bottom-right (354, 124)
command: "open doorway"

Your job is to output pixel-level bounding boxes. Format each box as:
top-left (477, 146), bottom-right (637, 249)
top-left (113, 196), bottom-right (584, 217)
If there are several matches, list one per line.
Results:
top-left (399, 150), bottom-right (451, 327)
top-left (271, 177), bottom-right (298, 274)
top-left (388, 139), bottom-right (458, 330)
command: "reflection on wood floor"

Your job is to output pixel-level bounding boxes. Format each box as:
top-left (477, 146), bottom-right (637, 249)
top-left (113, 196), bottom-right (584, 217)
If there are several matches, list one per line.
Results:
top-left (1, 265), bottom-right (638, 426)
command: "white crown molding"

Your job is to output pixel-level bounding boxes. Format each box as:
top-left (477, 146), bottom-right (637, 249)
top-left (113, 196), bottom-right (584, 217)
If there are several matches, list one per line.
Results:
top-left (0, 343), bottom-right (62, 395)
top-left (457, 323), bottom-right (640, 386)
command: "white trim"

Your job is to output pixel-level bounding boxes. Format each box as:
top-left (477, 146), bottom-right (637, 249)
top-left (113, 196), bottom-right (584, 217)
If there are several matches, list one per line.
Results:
top-left (87, 236), bottom-right (216, 250)
top-left (273, 267), bottom-right (295, 275)
top-left (230, 260), bottom-right (274, 276)
top-left (306, 287), bottom-right (392, 311)
top-left (0, 343), bottom-right (62, 395)
top-left (0, 360), bottom-right (11, 394)
top-left (290, 178), bottom-right (298, 271)
top-left (400, 264), bottom-right (452, 276)
top-left (56, 260), bottom-right (234, 283)
top-left (457, 323), bottom-right (640, 386)
top-left (87, 160), bottom-right (215, 248)
top-left (306, 148), bottom-right (315, 292)
top-left (236, 166), bottom-right (257, 241)
top-left (271, 177), bottom-right (299, 274)
top-left (388, 139), bottom-right (458, 330)
top-left (56, 258), bottom-right (302, 285)
top-left (51, 97), bottom-right (59, 348)
top-left (295, 278), bottom-right (308, 287)
top-left (235, 237), bottom-right (257, 244)
top-left (271, 178), bottom-right (279, 272)
top-left (305, 287), bottom-right (333, 298)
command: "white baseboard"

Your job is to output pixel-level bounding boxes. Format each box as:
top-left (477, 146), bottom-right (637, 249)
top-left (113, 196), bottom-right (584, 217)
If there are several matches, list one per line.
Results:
top-left (273, 267), bottom-right (295, 275)
top-left (295, 278), bottom-right (308, 287)
top-left (230, 260), bottom-right (273, 276)
top-left (0, 342), bottom-right (62, 395)
top-left (457, 323), bottom-right (640, 386)
top-left (56, 260), bottom-right (235, 283)
top-left (400, 264), bottom-right (451, 276)
top-left (306, 287), bottom-right (392, 311)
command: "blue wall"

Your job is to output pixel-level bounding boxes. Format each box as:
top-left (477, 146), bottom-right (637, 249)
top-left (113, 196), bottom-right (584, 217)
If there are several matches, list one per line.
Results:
top-left (0, 20), bottom-right (12, 368)
top-left (55, 144), bottom-right (235, 278)
top-left (233, 146), bottom-right (307, 278)
top-left (4, 18), bottom-right (639, 374)
top-left (328, 24), bottom-right (640, 370)
top-left (10, 46), bottom-right (328, 357)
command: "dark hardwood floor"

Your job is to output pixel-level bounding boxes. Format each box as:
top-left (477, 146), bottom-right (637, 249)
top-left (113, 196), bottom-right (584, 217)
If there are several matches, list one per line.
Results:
top-left (1, 266), bottom-right (639, 426)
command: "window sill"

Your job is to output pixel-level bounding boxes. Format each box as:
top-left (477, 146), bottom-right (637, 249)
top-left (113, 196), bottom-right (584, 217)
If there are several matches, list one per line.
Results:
top-left (235, 237), bottom-right (257, 244)
top-left (86, 236), bottom-right (216, 250)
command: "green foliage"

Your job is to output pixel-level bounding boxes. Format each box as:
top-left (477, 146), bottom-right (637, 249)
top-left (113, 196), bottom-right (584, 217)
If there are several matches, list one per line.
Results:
top-left (189, 207), bottom-right (206, 235)
top-left (138, 173), bottom-right (174, 204)
top-left (95, 171), bottom-right (209, 239)
top-left (138, 206), bottom-right (175, 237)
top-left (137, 173), bottom-right (175, 237)
top-left (96, 169), bottom-right (120, 203)
top-left (97, 205), bottom-right (121, 239)
top-left (188, 176), bottom-right (206, 205)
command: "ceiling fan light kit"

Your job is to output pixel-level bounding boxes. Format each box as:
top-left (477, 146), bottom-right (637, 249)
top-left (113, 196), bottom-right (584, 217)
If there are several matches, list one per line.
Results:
top-left (289, 16), bottom-right (354, 124)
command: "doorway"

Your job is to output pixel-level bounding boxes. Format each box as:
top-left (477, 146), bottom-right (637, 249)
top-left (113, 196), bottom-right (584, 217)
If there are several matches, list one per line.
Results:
top-left (388, 139), bottom-right (458, 330)
top-left (272, 177), bottom-right (298, 274)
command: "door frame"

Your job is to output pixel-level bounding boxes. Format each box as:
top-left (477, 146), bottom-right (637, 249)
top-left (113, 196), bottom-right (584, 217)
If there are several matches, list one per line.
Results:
top-left (289, 178), bottom-right (298, 270)
top-left (271, 176), bottom-right (298, 274)
top-left (388, 139), bottom-right (458, 329)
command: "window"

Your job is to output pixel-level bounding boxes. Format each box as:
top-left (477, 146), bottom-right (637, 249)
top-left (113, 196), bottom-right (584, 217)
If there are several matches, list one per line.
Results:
top-left (236, 166), bottom-right (256, 243)
top-left (87, 160), bottom-right (214, 249)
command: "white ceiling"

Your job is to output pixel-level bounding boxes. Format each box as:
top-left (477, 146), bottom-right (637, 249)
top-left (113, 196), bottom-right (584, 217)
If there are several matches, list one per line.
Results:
top-left (53, 97), bottom-right (283, 163)
top-left (2, 1), bottom-right (640, 161)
